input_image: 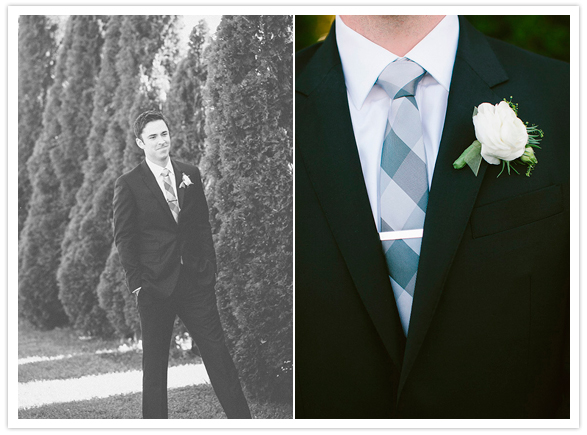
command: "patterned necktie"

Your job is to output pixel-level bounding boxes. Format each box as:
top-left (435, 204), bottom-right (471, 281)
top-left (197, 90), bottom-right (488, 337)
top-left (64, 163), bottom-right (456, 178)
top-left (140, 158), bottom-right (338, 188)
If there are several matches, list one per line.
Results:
top-left (161, 168), bottom-right (180, 223)
top-left (377, 58), bottom-right (428, 335)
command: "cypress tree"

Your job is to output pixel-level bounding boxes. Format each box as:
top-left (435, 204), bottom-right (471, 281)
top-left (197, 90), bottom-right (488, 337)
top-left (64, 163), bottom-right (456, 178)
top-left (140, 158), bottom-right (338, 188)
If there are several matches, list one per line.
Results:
top-left (164, 20), bottom-right (209, 166)
top-left (18, 16), bottom-right (58, 237)
top-left (19, 17), bottom-right (76, 329)
top-left (57, 16), bottom-right (122, 337)
top-left (46, 16), bottom-right (106, 335)
top-left (50, 16), bottom-right (103, 209)
top-left (202, 15), bottom-right (293, 401)
top-left (96, 15), bottom-right (180, 338)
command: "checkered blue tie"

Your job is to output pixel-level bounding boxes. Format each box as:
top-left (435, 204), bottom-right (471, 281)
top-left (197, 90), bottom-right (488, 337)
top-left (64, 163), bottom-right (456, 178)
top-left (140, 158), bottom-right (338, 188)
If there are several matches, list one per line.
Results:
top-left (161, 168), bottom-right (180, 223)
top-left (377, 58), bottom-right (428, 335)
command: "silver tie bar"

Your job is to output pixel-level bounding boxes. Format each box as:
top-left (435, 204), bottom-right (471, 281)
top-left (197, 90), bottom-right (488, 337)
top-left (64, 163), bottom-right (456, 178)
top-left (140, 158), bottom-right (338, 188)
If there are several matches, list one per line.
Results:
top-left (379, 229), bottom-right (424, 241)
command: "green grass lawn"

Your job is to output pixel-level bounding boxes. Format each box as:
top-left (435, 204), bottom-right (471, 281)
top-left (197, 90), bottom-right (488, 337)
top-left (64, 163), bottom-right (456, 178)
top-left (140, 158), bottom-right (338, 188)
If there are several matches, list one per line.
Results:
top-left (18, 319), bottom-right (121, 358)
top-left (18, 319), bottom-right (293, 419)
top-left (18, 385), bottom-right (292, 419)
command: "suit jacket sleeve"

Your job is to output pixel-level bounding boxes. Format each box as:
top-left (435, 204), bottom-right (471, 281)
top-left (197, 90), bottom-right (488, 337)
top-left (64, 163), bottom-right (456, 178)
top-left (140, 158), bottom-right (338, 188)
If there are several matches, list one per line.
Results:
top-left (113, 176), bottom-right (142, 293)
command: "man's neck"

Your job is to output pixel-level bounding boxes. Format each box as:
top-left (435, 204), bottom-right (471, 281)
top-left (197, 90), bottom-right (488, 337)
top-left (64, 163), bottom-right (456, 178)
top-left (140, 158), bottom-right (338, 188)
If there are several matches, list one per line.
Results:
top-left (339, 15), bottom-right (445, 57)
top-left (146, 156), bottom-right (170, 169)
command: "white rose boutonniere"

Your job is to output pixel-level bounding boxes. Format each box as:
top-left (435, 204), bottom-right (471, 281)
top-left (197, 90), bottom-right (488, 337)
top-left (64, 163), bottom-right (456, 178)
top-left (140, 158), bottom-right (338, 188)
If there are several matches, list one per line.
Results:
top-left (453, 99), bottom-right (543, 177)
top-left (179, 173), bottom-right (193, 188)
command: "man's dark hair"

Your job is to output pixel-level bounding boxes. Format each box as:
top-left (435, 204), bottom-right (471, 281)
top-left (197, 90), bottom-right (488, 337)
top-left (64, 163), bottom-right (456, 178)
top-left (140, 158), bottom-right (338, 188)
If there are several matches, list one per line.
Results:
top-left (133, 110), bottom-right (169, 140)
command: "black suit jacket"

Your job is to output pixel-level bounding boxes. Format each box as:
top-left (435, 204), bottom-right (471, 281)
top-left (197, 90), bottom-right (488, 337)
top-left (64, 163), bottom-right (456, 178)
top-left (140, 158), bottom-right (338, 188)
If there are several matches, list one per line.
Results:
top-left (113, 158), bottom-right (216, 299)
top-left (295, 17), bottom-right (570, 418)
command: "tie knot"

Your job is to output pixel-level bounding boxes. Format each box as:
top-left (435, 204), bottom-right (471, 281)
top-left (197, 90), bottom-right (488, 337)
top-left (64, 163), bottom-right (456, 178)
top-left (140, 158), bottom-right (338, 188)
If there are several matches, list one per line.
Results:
top-left (377, 58), bottom-right (425, 100)
top-left (161, 168), bottom-right (170, 177)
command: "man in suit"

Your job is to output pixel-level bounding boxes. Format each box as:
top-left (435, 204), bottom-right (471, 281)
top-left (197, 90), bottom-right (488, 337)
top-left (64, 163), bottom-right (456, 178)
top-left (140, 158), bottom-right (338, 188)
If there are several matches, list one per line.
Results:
top-left (113, 110), bottom-right (251, 419)
top-left (296, 15), bottom-right (569, 418)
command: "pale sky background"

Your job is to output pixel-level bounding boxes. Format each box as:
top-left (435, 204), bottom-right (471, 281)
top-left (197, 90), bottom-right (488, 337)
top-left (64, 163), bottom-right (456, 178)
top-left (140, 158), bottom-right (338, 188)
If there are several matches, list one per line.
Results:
top-left (179, 15), bottom-right (222, 52)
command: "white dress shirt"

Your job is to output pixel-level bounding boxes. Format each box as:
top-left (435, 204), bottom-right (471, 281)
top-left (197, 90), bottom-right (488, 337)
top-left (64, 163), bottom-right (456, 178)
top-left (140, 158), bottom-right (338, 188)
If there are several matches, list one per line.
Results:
top-left (145, 157), bottom-right (179, 202)
top-left (336, 15), bottom-right (459, 230)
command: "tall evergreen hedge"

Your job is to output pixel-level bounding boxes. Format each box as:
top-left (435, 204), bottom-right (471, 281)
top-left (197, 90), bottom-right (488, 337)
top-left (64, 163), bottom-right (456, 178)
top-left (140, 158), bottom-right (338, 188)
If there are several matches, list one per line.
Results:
top-left (203, 15), bottom-right (293, 402)
top-left (18, 16), bottom-right (58, 237)
top-left (57, 16), bottom-right (123, 338)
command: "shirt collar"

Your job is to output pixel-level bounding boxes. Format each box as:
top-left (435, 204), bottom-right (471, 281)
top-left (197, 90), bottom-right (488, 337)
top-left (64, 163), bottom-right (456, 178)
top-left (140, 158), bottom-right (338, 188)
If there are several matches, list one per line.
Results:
top-left (145, 156), bottom-right (174, 179)
top-left (336, 15), bottom-right (459, 110)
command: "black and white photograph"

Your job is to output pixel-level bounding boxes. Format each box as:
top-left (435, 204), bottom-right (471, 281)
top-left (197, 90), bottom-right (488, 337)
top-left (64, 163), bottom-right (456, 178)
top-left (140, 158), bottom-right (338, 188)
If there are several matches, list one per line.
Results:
top-left (12, 10), bottom-right (292, 422)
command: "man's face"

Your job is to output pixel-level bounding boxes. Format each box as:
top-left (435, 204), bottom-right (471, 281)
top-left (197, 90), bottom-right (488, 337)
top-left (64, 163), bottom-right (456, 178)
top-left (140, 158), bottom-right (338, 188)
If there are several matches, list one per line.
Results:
top-left (136, 119), bottom-right (171, 166)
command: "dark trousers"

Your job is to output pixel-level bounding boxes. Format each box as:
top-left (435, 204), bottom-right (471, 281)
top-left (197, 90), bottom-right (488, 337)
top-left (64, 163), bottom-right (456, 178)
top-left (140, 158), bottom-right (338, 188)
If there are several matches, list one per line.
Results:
top-left (137, 267), bottom-right (251, 419)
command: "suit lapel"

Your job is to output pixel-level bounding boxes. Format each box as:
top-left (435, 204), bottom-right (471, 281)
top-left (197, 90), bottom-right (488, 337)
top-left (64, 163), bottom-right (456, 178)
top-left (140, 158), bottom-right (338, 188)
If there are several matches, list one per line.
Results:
top-left (139, 160), bottom-right (176, 224)
top-left (297, 24), bottom-right (406, 372)
top-left (397, 17), bottom-right (509, 397)
top-left (172, 160), bottom-right (185, 209)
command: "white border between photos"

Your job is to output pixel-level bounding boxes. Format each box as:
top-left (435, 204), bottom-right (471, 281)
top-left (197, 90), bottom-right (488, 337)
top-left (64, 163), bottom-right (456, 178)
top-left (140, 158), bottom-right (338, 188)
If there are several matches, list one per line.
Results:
top-left (4, 1), bottom-right (580, 432)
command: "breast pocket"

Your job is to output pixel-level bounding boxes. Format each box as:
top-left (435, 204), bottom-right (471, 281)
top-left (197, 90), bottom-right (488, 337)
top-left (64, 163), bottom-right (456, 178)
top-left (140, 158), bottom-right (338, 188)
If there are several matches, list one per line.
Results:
top-left (470, 184), bottom-right (564, 239)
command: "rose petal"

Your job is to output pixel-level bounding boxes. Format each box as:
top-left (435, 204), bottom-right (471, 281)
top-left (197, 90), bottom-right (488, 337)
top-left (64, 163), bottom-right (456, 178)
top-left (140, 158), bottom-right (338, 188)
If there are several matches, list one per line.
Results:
top-left (479, 151), bottom-right (501, 165)
top-left (496, 101), bottom-right (516, 120)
